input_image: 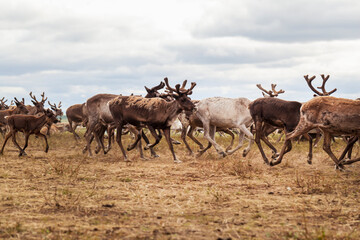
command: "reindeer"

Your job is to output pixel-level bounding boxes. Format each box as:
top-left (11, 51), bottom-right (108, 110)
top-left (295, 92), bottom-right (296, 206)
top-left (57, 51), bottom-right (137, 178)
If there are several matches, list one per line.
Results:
top-left (284, 96), bottom-right (360, 170)
top-left (108, 77), bottom-right (196, 163)
top-left (26, 92), bottom-right (47, 114)
top-left (252, 75), bottom-right (335, 166)
top-left (178, 101), bottom-right (239, 156)
top-left (66, 103), bottom-right (88, 140)
top-left (194, 96), bottom-right (254, 158)
top-left (0, 109), bottom-right (59, 156)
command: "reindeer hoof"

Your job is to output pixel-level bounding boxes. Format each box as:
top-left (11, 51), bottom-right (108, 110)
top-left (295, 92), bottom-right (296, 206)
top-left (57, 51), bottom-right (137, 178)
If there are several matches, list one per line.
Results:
top-left (270, 160), bottom-right (280, 166)
top-left (219, 152), bottom-right (227, 158)
top-left (271, 153), bottom-right (280, 159)
top-left (242, 149), bottom-right (249, 157)
top-left (144, 145), bottom-right (150, 150)
top-left (124, 158), bottom-right (132, 162)
top-left (174, 159), bottom-right (182, 163)
top-left (151, 154), bottom-right (159, 158)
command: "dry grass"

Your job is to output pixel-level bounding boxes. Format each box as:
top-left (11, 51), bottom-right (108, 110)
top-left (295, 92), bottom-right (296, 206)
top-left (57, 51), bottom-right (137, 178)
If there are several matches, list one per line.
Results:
top-left (1, 132), bottom-right (360, 239)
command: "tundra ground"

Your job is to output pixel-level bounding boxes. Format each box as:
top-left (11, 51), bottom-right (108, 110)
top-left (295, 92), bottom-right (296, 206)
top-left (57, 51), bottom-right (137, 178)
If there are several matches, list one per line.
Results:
top-left (0, 131), bottom-right (360, 239)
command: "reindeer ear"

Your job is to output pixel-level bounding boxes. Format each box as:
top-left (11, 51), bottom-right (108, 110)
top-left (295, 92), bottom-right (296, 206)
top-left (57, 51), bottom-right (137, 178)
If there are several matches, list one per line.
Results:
top-left (144, 86), bottom-right (151, 93)
top-left (31, 100), bottom-right (37, 105)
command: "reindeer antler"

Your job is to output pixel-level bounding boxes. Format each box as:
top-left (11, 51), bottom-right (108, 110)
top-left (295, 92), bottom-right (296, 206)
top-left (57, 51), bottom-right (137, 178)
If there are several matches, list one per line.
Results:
top-left (48, 100), bottom-right (56, 109)
top-left (14, 97), bottom-right (25, 105)
top-left (304, 74), bottom-right (337, 96)
top-left (271, 84), bottom-right (285, 97)
top-left (256, 84), bottom-right (284, 97)
top-left (164, 77), bottom-right (196, 95)
top-left (58, 101), bottom-right (62, 108)
top-left (41, 92), bottom-right (47, 103)
top-left (29, 91), bottom-right (39, 103)
top-left (0, 97), bottom-right (7, 105)
top-left (164, 77), bottom-right (177, 93)
top-left (319, 74), bottom-right (337, 95)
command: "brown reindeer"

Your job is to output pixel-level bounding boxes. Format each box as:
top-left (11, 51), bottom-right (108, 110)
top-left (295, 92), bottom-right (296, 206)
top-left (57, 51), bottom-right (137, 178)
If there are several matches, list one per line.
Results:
top-left (109, 77), bottom-right (196, 163)
top-left (0, 109), bottom-right (59, 156)
top-left (249, 82), bottom-right (315, 166)
top-left (284, 96), bottom-right (360, 170)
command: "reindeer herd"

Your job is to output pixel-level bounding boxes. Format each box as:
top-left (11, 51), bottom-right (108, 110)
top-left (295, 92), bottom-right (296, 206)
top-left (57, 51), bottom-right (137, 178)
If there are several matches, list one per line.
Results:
top-left (1, 76), bottom-right (360, 170)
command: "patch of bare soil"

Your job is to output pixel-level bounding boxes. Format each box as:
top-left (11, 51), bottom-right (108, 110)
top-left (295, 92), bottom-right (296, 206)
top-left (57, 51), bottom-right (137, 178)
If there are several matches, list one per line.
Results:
top-left (0, 132), bottom-right (360, 239)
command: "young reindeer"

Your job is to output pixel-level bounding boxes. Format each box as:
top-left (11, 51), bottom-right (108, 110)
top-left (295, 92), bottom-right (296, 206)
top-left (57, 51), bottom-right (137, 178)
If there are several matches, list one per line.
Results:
top-left (249, 82), bottom-right (314, 166)
top-left (108, 77), bottom-right (196, 163)
top-left (0, 109), bottom-right (59, 156)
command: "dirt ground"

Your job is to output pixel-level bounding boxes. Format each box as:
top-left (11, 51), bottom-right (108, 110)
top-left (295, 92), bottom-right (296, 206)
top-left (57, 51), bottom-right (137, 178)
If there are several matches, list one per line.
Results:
top-left (0, 131), bottom-right (360, 239)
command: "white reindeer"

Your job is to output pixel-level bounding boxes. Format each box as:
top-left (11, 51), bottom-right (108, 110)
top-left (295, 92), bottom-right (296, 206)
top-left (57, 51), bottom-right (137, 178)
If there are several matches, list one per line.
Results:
top-left (195, 97), bottom-right (254, 157)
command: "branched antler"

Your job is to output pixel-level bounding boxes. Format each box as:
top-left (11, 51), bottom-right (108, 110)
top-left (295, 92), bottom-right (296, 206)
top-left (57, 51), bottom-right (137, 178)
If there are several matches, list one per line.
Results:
top-left (29, 91), bottom-right (39, 103)
top-left (41, 92), bottom-right (48, 103)
top-left (164, 77), bottom-right (196, 95)
top-left (256, 84), bottom-right (285, 97)
top-left (304, 74), bottom-right (337, 96)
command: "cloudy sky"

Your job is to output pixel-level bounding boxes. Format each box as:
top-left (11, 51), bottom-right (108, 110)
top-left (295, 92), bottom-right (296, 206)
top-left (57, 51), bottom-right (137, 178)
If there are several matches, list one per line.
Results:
top-left (1, 0), bottom-right (360, 110)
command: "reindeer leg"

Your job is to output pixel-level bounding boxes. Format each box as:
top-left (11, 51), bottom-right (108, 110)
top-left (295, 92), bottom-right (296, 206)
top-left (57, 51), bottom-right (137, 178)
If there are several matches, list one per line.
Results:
top-left (339, 136), bottom-right (358, 161)
top-left (115, 125), bottom-right (129, 161)
top-left (254, 121), bottom-right (270, 164)
top-left (181, 125), bottom-right (194, 155)
top-left (37, 133), bottom-right (49, 153)
top-left (163, 127), bottom-right (181, 163)
top-left (22, 133), bottom-right (30, 155)
top-left (241, 125), bottom-right (254, 157)
top-left (302, 133), bottom-right (313, 164)
top-left (144, 126), bottom-right (162, 150)
top-left (223, 129), bottom-right (235, 152)
top-left (188, 126), bottom-right (204, 150)
top-left (322, 132), bottom-right (344, 170)
top-left (270, 139), bottom-right (292, 166)
top-left (69, 120), bottom-right (80, 140)
top-left (127, 128), bottom-right (142, 151)
top-left (10, 132), bottom-right (25, 156)
top-left (140, 127), bottom-right (158, 158)
top-left (0, 132), bottom-right (12, 155)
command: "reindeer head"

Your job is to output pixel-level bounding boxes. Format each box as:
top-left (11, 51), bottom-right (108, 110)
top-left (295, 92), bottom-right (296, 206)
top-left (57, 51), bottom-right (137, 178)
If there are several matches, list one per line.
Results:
top-left (13, 97), bottom-right (29, 114)
top-left (48, 101), bottom-right (63, 121)
top-left (45, 109), bottom-right (59, 124)
top-left (144, 82), bottom-right (165, 98)
top-left (304, 75), bottom-right (337, 97)
top-left (164, 77), bottom-right (196, 111)
top-left (29, 92), bottom-right (47, 113)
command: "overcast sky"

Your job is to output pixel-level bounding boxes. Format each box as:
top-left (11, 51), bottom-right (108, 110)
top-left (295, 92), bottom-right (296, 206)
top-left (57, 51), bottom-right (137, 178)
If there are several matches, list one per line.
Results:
top-left (1, 0), bottom-right (360, 110)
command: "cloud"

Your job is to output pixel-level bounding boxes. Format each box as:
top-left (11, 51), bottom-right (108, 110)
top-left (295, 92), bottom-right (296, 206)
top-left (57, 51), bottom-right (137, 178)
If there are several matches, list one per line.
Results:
top-left (192, 0), bottom-right (360, 42)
